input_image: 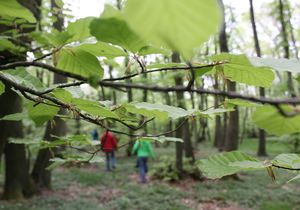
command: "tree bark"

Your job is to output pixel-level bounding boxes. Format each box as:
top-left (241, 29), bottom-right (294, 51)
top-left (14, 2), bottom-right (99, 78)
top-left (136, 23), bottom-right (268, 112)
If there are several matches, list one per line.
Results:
top-left (172, 52), bottom-right (195, 178)
top-left (219, 0), bottom-right (239, 152)
top-left (31, 0), bottom-right (67, 190)
top-left (249, 0), bottom-right (267, 156)
top-left (0, 0), bottom-right (41, 199)
top-left (278, 0), bottom-right (295, 97)
top-left (1, 88), bottom-right (37, 199)
top-left (213, 76), bottom-right (223, 148)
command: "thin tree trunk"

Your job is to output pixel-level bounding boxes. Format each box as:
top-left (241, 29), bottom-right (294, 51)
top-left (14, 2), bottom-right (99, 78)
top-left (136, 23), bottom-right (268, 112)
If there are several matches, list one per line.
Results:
top-left (219, 0), bottom-right (239, 152)
top-left (249, 0), bottom-right (267, 156)
top-left (279, 0), bottom-right (295, 97)
top-left (213, 75), bottom-right (223, 148)
top-left (172, 52), bottom-right (195, 178)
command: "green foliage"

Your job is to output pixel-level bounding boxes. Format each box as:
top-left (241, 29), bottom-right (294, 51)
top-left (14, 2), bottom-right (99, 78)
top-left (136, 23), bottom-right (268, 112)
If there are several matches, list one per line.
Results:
top-left (57, 47), bottom-right (104, 79)
top-left (26, 101), bottom-right (59, 127)
top-left (47, 156), bottom-right (103, 170)
top-left (150, 156), bottom-right (198, 181)
top-left (0, 81), bottom-right (4, 95)
top-left (198, 151), bottom-right (266, 179)
top-left (225, 99), bottom-right (260, 108)
top-left (198, 150), bottom-right (300, 182)
top-left (138, 46), bottom-right (171, 56)
top-left (90, 5), bottom-right (146, 52)
top-left (198, 108), bottom-right (234, 117)
top-left (0, 0), bottom-right (36, 22)
top-left (0, 38), bottom-right (24, 53)
top-left (76, 42), bottom-right (127, 58)
top-left (212, 54), bottom-right (275, 87)
top-left (124, 102), bottom-right (190, 121)
top-left (272, 153), bottom-right (300, 169)
top-left (71, 98), bottom-right (120, 119)
top-left (0, 112), bottom-right (27, 121)
top-left (124, 0), bottom-right (221, 59)
top-left (137, 136), bottom-right (183, 143)
top-left (1, 68), bottom-right (44, 90)
top-left (44, 30), bottom-right (73, 47)
top-left (253, 105), bottom-right (300, 136)
top-left (66, 17), bottom-right (95, 42)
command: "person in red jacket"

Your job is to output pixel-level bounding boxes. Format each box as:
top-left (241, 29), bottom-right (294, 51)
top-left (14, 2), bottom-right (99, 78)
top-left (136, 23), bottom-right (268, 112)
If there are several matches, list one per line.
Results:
top-left (100, 131), bottom-right (118, 171)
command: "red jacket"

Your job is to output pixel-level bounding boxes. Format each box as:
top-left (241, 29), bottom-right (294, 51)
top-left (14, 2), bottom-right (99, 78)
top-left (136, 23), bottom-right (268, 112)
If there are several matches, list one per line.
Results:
top-left (100, 131), bottom-right (117, 152)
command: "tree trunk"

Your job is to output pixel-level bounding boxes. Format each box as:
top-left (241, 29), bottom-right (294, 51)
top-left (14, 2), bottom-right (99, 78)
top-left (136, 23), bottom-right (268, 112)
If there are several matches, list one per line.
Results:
top-left (1, 88), bottom-right (37, 199)
top-left (278, 0), bottom-right (295, 97)
top-left (0, 0), bottom-right (41, 199)
top-left (219, 0), bottom-right (239, 152)
top-left (249, 0), bottom-right (267, 156)
top-left (126, 75), bottom-right (134, 154)
top-left (31, 0), bottom-right (67, 190)
top-left (172, 52), bottom-right (195, 177)
top-left (213, 75), bottom-right (223, 148)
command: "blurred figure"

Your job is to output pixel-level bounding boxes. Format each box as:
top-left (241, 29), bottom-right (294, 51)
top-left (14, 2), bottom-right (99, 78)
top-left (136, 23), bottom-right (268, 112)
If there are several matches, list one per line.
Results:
top-left (100, 131), bottom-right (118, 171)
top-left (131, 140), bottom-right (155, 183)
top-left (91, 128), bottom-right (99, 141)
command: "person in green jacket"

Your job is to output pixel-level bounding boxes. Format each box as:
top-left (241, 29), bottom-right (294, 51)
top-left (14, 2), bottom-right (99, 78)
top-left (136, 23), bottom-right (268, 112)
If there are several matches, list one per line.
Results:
top-left (131, 140), bottom-right (155, 183)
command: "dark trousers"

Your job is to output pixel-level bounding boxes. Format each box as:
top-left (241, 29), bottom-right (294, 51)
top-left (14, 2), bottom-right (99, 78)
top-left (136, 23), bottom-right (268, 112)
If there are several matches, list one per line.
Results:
top-left (105, 151), bottom-right (116, 171)
top-left (137, 157), bottom-right (148, 183)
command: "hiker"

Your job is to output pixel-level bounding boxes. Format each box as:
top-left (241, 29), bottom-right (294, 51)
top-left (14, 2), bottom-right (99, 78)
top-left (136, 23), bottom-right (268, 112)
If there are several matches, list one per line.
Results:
top-left (100, 130), bottom-right (118, 171)
top-left (131, 140), bottom-right (155, 183)
top-left (91, 128), bottom-right (99, 141)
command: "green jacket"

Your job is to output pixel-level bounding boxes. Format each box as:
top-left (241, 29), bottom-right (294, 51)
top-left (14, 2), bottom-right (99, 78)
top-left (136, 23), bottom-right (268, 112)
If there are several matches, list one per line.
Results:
top-left (131, 140), bottom-right (155, 158)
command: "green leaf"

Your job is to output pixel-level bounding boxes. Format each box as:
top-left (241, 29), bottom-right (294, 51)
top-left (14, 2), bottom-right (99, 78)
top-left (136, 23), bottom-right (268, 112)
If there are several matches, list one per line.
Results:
top-left (90, 17), bottom-right (146, 52)
top-left (198, 151), bottom-right (262, 179)
top-left (26, 101), bottom-right (59, 127)
top-left (42, 135), bottom-right (91, 149)
top-left (0, 38), bottom-right (23, 52)
top-left (1, 68), bottom-right (44, 90)
top-left (147, 63), bottom-right (187, 69)
top-left (0, 81), bottom-right (5, 95)
top-left (67, 17), bottom-right (95, 42)
top-left (124, 102), bottom-right (189, 121)
top-left (295, 76), bottom-right (300, 84)
top-left (212, 54), bottom-right (275, 87)
top-left (0, 112), bottom-right (28, 121)
top-left (138, 46), bottom-right (171, 56)
top-left (76, 42), bottom-right (127, 58)
top-left (288, 174), bottom-right (300, 183)
top-left (272, 153), bottom-right (300, 169)
top-left (253, 105), bottom-right (300, 136)
top-left (44, 30), bottom-right (73, 47)
top-left (138, 136), bottom-right (183, 143)
top-left (51, 89), bottom-right (73, 103)
top-left (47, 158), bottom-right (67, 170)
top-left (124, 0), bottom-right (221, 59)
top-left (71, 98), bottom-right (119, 119)
top-left (9, 138), bottom-right (40, 145)
top-left (249, 57), bottom-right (300, 74)
top-left (57, 47), bottom-right (103, 79)
top-left (0, 0), bottom-right (36, 22)
top-left (198, 108), bottom-right (234, 116)
top-left (225, 99), bottom-right (260, 108)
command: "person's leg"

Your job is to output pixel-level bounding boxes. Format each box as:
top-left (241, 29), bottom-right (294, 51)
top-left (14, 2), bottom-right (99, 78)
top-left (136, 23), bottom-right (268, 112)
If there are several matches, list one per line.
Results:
top-left (105, 152), bottom-right (111, 171)
top-left (111, 151), bottom-right (116, 168)
top-left (144, 157), bottom-right (148, 173)
top-left (139, 157), bottom-right (147, 183)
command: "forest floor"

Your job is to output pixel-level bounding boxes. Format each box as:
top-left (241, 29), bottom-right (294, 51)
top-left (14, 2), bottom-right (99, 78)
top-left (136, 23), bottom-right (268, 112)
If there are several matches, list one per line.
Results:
top-left (0, 138), bottom-right (300, 210)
